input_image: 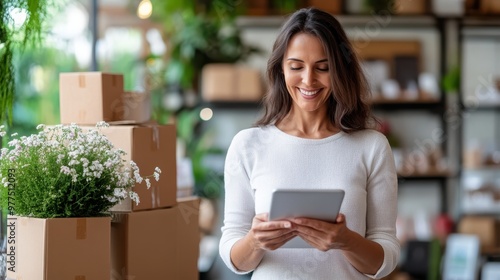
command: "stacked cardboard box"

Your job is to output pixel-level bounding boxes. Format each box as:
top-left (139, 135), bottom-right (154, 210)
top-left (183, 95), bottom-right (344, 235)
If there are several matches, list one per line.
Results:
top-left (61, 72), bottom-right (200, 279)
top-left (201, 64), bottom-right (263, 102)
top-left (7, 217), bottom-right (111, 280)
top-left (8, 72), bottom-right (200, 280)
top-left (111, 197), bottom-right (200, 280)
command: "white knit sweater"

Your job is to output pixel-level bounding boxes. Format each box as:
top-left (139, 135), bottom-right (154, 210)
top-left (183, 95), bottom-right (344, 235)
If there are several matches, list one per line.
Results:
top-left (219, 125), bottom-right (400, 279)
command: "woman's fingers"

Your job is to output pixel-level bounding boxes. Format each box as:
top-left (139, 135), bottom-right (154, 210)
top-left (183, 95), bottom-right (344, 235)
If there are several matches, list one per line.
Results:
top-left (263, 231), bottom-right (298, 250)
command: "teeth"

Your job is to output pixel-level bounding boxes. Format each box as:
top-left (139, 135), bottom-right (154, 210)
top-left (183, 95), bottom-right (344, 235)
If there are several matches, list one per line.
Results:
top-left (299, 88), bottom-right (320, 96)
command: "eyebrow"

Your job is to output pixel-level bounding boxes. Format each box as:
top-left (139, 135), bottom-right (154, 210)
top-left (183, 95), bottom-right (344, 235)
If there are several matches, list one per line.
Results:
top-left (287, 58), bottom-right (328, 63)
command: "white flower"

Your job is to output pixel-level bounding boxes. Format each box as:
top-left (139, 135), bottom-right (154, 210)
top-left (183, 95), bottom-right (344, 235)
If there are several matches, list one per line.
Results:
top-left (10, 132), bottom-right (18, 137)
top-left (1, 177), bottom-right (8, 188)
top-left (96, 121), bottom-right (109, 128)
top-left (0, 122), bottom-right (164, 216)
top-left (113, 188), bottom-right (127, 199)
top-left (133, 169), bottom-right (143, 184)
top-left (105, 195), bottom-right (118, 203)
top-left (36, 124), bottom-right (46, 130)
top-left (129, 191), bottom-right (140, 205)
top-left (1, 148), bottom-right (8, 158)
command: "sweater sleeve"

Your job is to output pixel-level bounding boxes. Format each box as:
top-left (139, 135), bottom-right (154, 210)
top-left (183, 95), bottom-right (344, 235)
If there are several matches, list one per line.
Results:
top-left (219, 132), bottom-right (256, 275)
top-left (365, 137), bottom-right (400, 279)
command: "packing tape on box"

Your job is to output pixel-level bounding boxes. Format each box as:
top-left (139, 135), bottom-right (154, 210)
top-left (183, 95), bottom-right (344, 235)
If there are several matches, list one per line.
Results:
top-left (76, 218), bottom-right (87, 240)
top-left (156, 184), bottom-right (161, 207)
top-left (78, 75), bottom-right (86, 87)
top-left (152, 125), bottom-right (160, 150)
top-left (151, 184), bottom-right (161, 208)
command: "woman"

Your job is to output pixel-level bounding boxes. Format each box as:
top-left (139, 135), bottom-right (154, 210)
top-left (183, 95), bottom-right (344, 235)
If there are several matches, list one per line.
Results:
top-left (219, 7), bottom-right (399, 279)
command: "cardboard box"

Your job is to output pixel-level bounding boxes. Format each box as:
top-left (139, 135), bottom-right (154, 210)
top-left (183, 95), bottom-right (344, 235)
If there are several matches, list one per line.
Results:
top-left (176, 197), bottom-right (201, 279)
top-left (96, 124), bottom-right (177, 211)
top-left (458, 216), bottom-right (500, 250)
top-left (111, 198), bottom-right (200, 280)
top-left (394, 0), bottom-right (428, 14)
top-left (121, 91), bottom-right (151, 124)
top-left (60, 72), bottom-right (124, 125)
top-left (201, 64), bottom-right (263, 102)
top-left (308, 0), bottom-right (342, 14)
top-left (9, 217), bottom-right (110, 280)
top-left (481, 0), bottom-right (500, 14)
top-left (111, 208), bottom-right (177, 280)
top-left (245, 0), bottom-right (269, 16)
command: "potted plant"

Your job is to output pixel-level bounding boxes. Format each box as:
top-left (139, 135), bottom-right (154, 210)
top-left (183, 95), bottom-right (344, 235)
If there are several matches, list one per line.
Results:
top-left (0, 122), bottom-right (160, 279)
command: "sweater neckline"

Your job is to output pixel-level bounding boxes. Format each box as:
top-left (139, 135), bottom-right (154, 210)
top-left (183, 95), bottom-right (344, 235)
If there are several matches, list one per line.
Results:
top-left (268, 125), bottom-right (345, 145)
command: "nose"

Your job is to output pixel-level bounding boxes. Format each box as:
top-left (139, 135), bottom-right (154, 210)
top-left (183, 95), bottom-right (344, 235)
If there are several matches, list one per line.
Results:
top-left (302, 68), bottom-right (316, 86)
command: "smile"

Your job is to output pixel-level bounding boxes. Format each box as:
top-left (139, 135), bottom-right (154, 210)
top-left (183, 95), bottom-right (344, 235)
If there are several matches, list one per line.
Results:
top-left (299, 88), bottom-right (320, 96)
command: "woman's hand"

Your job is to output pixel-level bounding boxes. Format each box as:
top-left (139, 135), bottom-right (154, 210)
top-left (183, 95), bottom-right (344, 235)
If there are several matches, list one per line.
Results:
top-left (292, 213), bottom-right (354, 251)
top-left (248, 213), bottom-right (297, 251)
top-left (230, 213), bottom-right (297, 271)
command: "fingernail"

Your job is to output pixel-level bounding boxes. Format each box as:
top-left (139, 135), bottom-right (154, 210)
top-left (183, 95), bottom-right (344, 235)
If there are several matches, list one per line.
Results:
top-left (284, 222), bottom-right (291, 228)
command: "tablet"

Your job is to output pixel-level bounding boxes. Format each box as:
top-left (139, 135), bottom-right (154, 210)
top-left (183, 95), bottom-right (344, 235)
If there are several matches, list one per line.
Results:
top-left (269, 189), bottom-right (345, 248)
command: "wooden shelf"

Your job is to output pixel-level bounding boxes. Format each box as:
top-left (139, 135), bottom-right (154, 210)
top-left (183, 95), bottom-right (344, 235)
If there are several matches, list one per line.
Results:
top-left (371, 96), bottom-right (441, 104)
top-left (463, 166), bottom-right (500, 172)
top-left (398, 169), bottom-right (451, 180)
top-left (462, 16), bottom-right (500, 27)
top-left (462, 103), bottom-right (500, 111)
top-left (236, 15), bottom-right (438, 29)
top-left (201, 101), bottom-right (262, 110)
top-left (461, 206), bottom-right (500, 216)
top-left (371, 96), bottom-right (442, 111)
top-left (482, 247), bottom-right (500, 256)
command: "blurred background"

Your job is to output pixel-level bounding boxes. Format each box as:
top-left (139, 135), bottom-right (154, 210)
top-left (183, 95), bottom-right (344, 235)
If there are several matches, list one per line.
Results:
top-left (1, 0), bottom-right (500, 279)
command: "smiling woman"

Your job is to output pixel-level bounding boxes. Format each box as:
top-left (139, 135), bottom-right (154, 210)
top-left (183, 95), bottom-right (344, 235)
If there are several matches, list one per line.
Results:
top-left (220, 7), bottom-right (400, 280)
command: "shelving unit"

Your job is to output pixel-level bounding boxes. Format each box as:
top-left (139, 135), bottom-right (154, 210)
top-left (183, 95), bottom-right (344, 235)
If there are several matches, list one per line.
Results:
top-left (204, 7), bottom-right (500, 279)
top-left (458, 16), bottom-right (500, 219)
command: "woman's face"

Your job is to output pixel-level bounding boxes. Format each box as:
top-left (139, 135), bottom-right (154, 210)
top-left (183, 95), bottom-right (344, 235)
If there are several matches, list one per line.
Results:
top-left (282, 32), bottom-right (332, 114)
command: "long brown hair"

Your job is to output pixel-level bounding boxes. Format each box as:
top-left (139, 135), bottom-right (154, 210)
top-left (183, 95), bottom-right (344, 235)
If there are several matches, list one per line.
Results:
top-left (256, 7), bottom-right (374, 132)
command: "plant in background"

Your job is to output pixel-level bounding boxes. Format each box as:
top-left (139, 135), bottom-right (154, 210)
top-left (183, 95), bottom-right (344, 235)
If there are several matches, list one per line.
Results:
top-left (151, 0), bottom-right (261, 91)
top-left (377, 119), bottom-right (401, 148)
top-left (272, 0), bottom-right (302, 14)
top-left (363, 0), bottom-right (395, 14)
top-left (5, 45), bottom-right (78, 141)
top-left (0, 0), bottom-right (61, 125)
top-left (176, 108), bottom-right (223, 199)
top-left (0, 122), bottom-right (161, 218)
top-left (145, 0), bottom-right (261, 199)
top-left (442, 66), bottom-right (460, 94)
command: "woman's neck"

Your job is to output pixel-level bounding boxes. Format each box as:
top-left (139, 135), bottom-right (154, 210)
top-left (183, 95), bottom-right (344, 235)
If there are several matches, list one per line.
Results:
top-left (276, 109), bottom-right (339, 139)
